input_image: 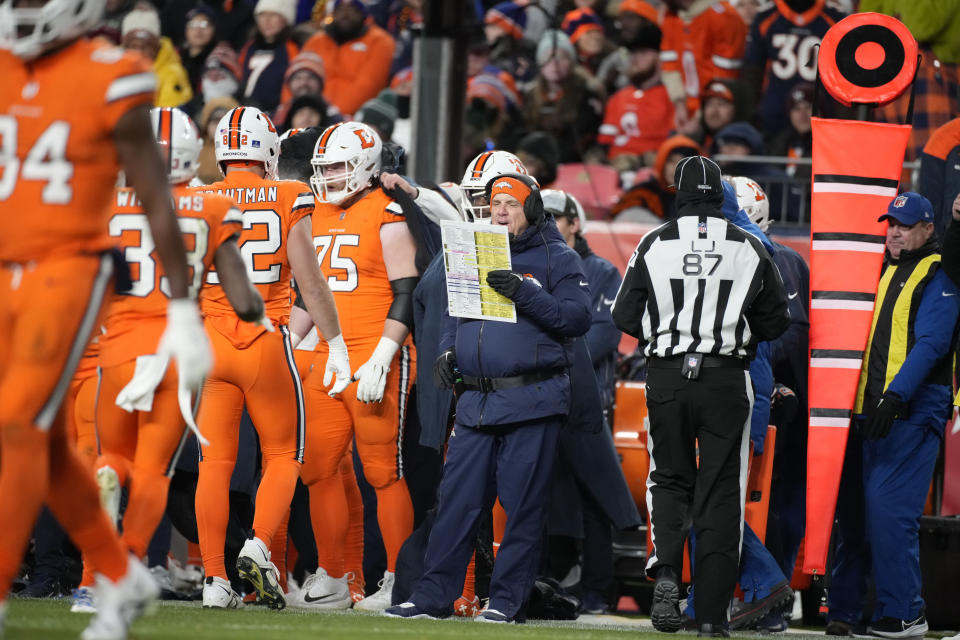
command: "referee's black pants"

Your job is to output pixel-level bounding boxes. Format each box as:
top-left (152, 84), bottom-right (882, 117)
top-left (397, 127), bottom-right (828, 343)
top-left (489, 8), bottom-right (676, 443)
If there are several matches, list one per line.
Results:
top-left (644, 364), bottom-right (753, 626)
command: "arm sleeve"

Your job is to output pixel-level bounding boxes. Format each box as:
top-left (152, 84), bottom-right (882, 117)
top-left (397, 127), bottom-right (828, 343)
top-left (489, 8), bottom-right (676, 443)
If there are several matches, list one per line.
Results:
top-left (887, 271), bottom-right (960, 402)
top-left (597, 95), bottom-right (621, 146)
top-left (709, 11), bottom-right (747, 78)
top-left (511, 268), bottom-right (593, 338)
top-left (746, 251), bottom-right (791, 342)
top-left (102, 53), bottom-right (156, 131)
top-left (749, 341), bottom-right (774, 454)
top-left (585, 263), bottom-right (624, 365)
top-left (438, 312), bottom-right (457, 352)
top-left (612, 241), bottom-right (651, 340)
top-left (413, 185), bottom-right (462, 224)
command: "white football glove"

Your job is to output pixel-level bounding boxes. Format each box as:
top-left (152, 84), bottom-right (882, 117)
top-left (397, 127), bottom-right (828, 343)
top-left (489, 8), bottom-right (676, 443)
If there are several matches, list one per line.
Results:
top-left (157, 299), bottom-right (212, 394)
top-left (353, 337), bottom-right (399, 403)
top-left (323, 334), bottom-right (351, 397)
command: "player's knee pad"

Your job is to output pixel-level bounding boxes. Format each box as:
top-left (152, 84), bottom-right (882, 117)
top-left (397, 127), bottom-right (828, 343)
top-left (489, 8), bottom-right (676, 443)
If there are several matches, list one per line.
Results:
top-left (362, 462), bottom-right (399, 490)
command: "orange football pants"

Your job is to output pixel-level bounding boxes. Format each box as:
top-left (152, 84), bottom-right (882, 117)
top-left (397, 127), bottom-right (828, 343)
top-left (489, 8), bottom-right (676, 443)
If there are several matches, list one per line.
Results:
top-left (294, 349), bottom-right (365, 588)
top-left (300, 345), bottom-right (415, 577)
top-left (96, 361), bottom-right (190, 558)
top-left (0, 255), bottom-right (128, 599)
top-left (66, 372), bottom-right (99, 469)
top-left (195, 324), bottom-right (303, 580)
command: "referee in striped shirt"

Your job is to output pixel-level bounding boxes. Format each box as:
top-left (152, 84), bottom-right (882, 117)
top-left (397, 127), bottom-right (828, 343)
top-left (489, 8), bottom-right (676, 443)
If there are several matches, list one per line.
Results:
top-left (612, 156), bottom-right (790, 637)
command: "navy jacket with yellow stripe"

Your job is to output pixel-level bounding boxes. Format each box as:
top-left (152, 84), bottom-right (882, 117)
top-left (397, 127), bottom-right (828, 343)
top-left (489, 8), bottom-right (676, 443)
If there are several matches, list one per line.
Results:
top-left (855, 239), bottom-right (960, 432)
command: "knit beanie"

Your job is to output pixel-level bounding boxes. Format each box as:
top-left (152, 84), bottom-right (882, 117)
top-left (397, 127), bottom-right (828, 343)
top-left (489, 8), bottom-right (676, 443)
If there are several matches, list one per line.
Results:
top-left (284, 51), bottom-right (325, 84)
top-left (561, 7), bottom-right (603, 45)
top-left (356, 90), bottom-right (399, 139)
top-left (535, 30), bottom-right (576, 65)
top-left (254, 0), bottom-right (297, 26)
top-left (485, 2), bottom-right (527, 41)
top-left (121, 9), bottom-right (161, 38)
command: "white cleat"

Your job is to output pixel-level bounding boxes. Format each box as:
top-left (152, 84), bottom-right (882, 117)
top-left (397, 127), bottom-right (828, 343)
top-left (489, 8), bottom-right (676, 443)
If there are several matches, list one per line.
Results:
top-left (81, 555), bottom-right (159, 640)
top-left (95, 466), bottom-right (121, 529)
top-left (354, 570), bottom-right (395, 611)
top-left (293, 568), bottom-right (351, 610)
top-left (71, 586), bottom-right (97, 613)
top-left (201, 576), bottom-right (243, 609)
top-left (236, 537), bottom-right (285, 610)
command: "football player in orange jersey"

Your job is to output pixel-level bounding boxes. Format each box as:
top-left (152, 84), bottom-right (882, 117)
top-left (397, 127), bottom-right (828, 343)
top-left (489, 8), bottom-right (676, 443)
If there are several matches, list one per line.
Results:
top-left (277, 128), bottom-right (368, 605)
top-left (91, 106), bottom-right (266, 604)
top-left (0, 0), bottom-right (212, 637)
top-left (192, 106), bottom-right (350, 610)
top-left (288, 121), bottom-right (419, 611)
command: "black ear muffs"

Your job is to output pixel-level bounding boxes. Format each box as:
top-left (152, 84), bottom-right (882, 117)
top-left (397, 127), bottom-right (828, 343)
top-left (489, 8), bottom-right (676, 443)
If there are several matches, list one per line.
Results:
top-left (484, 172), bottom-right (543, 225)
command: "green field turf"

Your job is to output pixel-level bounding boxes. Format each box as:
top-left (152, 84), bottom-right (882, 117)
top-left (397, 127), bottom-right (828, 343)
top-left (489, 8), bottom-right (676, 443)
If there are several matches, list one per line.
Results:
top-left (3, 599), bottom-right (661, 640)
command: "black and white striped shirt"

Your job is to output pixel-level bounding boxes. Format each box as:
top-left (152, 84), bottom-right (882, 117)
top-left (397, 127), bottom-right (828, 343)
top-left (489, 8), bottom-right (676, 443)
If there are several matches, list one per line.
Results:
top-left (612, 213), bottom-right (790, 359)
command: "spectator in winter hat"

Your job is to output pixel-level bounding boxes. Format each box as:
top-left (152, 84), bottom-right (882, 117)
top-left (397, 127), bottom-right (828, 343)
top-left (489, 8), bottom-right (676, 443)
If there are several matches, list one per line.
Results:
top-left (769, 82), bottom-right (815, 220)
top-left (179, 6), bottom-right (218, 100)
top-left (716, 121), bottom-right (791, 221)
top-left (237, 0), bottom-right (300, 112)
top-left (122, 8), bottom-right (193, 108)
top-left (516, 131), bottom-right (561, 188)
top-left (695, 79), bottom-right (749, 153)
top-left (201, 43), bottom-right (241, 103)
top-left (463, 74), bottom-right (515, 161)
top-left (357, 90), bottom-right (399, 142)
top-left (483, 1), bottom-right (536, 81)
top-left (302, 0), bottom-right (396, 115)
top-left (283, 94), bottom-right (330, 131)
top-left (484, 1), bottom-right (527, 43)
top-left (561, 7), bottom-right (610, 74)
top-left (523, 29), bottom-right (605, 163)
top-left (595, 0), bottom-right (660, 93)
top-left (273, 51), bottom-right (339, 128)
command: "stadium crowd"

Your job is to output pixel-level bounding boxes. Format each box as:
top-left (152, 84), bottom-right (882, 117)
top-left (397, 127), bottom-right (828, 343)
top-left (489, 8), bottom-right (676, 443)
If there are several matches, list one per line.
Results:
top-left (5, 0), bottom-right (960, 639)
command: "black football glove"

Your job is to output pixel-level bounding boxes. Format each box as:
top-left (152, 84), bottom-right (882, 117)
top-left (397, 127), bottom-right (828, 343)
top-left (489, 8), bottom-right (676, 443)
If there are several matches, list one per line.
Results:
top-left (433, 348), bottom-right (457, 389)
top-left (486, 270), bottom-right (524, 299)
top-left (861, 392), bottom-right (903, 440)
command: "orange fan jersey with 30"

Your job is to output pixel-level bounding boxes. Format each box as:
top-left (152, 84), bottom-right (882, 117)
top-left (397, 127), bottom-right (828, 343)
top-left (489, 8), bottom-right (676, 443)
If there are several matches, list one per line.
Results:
top-left (99, 185), bottom-right (242, 368)
top-left (0, 40), bottom-right (154, 262)
top-left (195, 171), bottom-right (314, 348)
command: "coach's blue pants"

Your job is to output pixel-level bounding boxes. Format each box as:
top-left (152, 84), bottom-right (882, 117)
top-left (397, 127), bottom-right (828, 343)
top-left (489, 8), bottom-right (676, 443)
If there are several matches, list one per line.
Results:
top-left (828, 419), bottom-right (939, 623)
top-left (411, 418), bottom-right (561, 619)
top-left (685, 522), bottom-right (787, 619)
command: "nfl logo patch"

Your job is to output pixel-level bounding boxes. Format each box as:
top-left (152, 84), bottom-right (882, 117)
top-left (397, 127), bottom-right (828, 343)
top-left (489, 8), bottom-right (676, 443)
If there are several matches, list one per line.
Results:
top-left (687, 355), bottom-right (698, 368)
top-left (893, 195), bottom-right (907, 208)
top-left (698, 221), bottom-right (707, 234)
top-left (251, 139), bottom-right (261, 148)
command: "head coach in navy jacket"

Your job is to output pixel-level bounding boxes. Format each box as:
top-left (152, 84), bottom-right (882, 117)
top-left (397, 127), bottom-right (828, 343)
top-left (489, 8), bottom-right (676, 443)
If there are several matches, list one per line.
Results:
top-left (384, 174), bottom-right (592, 623)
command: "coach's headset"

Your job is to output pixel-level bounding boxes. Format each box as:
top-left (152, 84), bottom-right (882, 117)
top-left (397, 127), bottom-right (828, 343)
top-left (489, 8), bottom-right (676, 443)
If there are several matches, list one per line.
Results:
top-left (484, 173), bottom-right (544, 226)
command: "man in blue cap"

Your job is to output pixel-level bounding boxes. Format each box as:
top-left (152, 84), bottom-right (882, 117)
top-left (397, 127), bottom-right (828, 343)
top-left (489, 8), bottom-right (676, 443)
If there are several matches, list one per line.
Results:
top-left (826, 192), bottom-right (960, 638)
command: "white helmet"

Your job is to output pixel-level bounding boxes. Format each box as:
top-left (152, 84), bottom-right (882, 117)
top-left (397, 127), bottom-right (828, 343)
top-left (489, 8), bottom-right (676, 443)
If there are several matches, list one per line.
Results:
top-left (310, 122), bottom-right (382, 205)
top-left (151, 107), bottom-right (202, 184)
top-left (0, 0), bottom-right (106, 60)
top-left (460, 150), bottom-right (527, 222)
top-left (278, 127), bottom-right (306, 143)
top-left (729, 175), bottom-right (770, 233)
top-left (215, 106), bottom-right (280, 179)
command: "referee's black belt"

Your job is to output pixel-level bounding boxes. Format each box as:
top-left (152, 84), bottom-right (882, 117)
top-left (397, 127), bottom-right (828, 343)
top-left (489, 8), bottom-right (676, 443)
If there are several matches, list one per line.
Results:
top-left (648, 354), bottom-right (748, 369)
top-left (461, 368), bottom-right (565, 392)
